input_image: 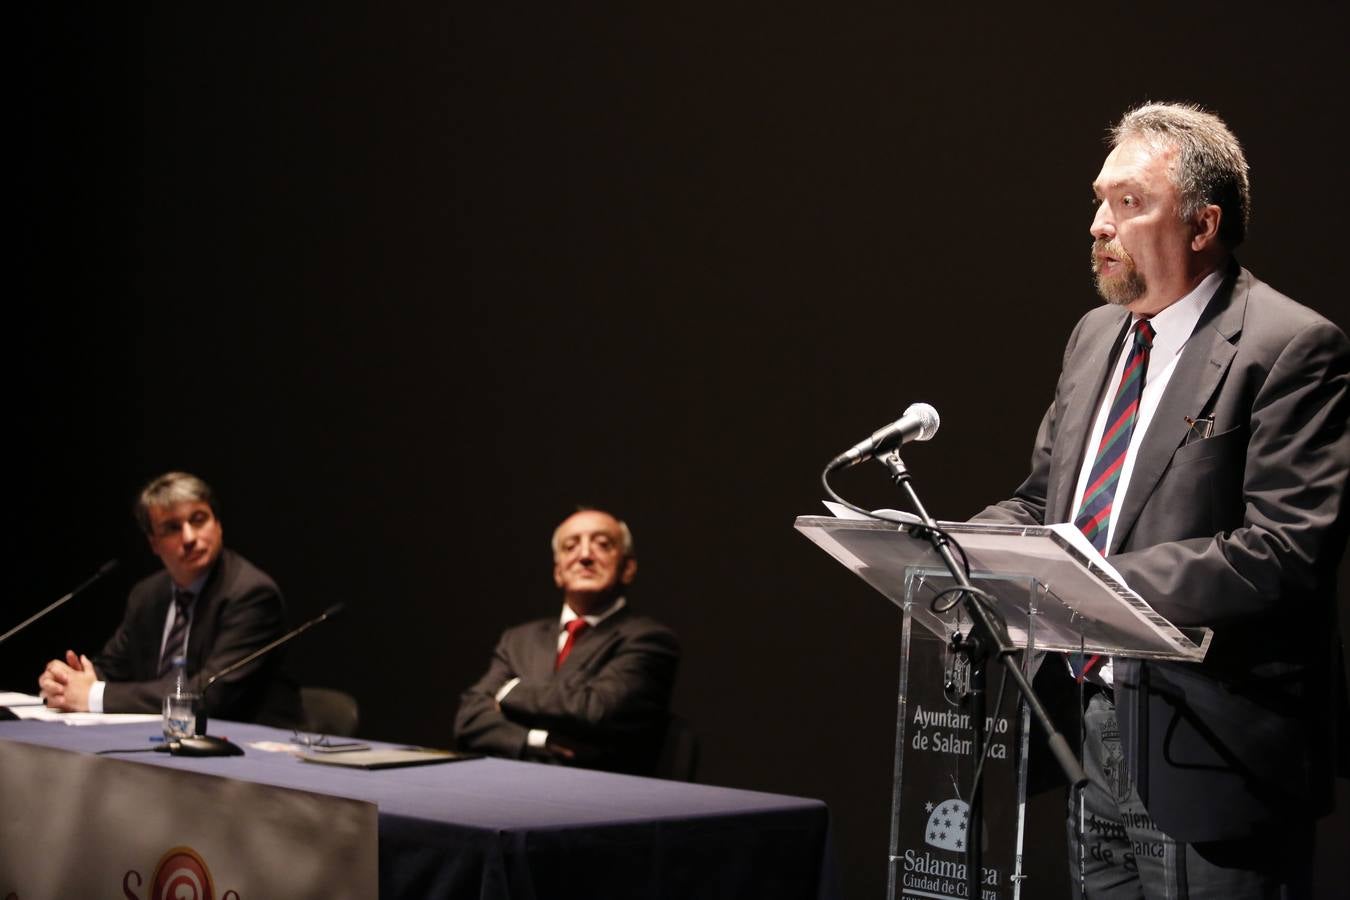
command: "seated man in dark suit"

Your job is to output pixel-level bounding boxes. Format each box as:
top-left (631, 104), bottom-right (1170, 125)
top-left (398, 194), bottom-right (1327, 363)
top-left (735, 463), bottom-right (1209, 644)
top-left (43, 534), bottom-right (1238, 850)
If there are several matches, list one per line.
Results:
top-left (37, 471), bottom-right (301, 726)
top-left (454, 508), bottom-right (679, 774)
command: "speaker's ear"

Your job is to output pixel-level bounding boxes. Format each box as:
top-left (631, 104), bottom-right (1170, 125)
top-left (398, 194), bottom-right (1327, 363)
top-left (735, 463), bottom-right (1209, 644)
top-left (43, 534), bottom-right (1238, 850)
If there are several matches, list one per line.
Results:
top-left (1192, 203), bottom-right (1222, 251)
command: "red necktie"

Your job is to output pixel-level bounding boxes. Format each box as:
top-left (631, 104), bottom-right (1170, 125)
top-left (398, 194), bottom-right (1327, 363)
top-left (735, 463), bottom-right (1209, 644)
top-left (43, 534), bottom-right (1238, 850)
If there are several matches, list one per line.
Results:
top-left (555, 619), bottom-right (589, 670)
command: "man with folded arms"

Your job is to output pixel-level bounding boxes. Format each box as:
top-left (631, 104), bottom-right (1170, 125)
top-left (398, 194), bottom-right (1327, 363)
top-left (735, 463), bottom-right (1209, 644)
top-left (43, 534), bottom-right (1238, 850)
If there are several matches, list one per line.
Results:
top-left (455, 508), bottom-right (679, 775)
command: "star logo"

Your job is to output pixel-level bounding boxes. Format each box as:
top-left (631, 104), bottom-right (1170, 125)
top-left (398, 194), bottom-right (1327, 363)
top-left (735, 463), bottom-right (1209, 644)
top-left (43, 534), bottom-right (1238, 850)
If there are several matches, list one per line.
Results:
top-left (922, 797), bottom-right (971, 854)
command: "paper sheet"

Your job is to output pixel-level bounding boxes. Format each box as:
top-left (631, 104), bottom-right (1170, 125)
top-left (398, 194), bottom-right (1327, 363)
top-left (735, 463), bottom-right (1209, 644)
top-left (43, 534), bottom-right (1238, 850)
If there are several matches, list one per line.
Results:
top-left (7, 705), bottom-right (161, 726)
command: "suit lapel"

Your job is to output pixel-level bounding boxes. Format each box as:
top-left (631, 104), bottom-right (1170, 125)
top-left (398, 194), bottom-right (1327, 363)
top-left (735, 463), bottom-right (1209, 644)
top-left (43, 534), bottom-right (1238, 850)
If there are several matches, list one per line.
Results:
top-left (142, 576), bottom-right (176, 680)
top-left (149, 581), bottom-right (175, 632)
top-left (184, 550), bottom-right (230, 671)
top-left (1050, 312), bottom-right (1133, 522)
top-left (1111, 269), bottom-right (1245, 552)
top-left (530, 620), bottom-right (559, 679)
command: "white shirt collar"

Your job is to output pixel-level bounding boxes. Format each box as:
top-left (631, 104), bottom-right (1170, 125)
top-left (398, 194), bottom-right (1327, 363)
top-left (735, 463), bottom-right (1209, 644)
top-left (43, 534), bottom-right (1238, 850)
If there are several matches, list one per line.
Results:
top-left (1135, 268), bottom-right (1225, 360)
top-left (560, 596), bottom-right (627, 629)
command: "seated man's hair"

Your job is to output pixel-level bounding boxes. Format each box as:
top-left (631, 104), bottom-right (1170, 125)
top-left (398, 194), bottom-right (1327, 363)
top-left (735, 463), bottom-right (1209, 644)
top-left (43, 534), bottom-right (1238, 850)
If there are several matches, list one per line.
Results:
top-left (134, 471), bottom-right (218, 534)
top-left (551, 506), bottom-right (635, 558)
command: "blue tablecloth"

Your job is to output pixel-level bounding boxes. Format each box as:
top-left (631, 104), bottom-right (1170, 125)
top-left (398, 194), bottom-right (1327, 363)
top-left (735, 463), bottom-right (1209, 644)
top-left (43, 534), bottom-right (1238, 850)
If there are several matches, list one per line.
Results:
top-left (0, 720), bottom-right (836, 899)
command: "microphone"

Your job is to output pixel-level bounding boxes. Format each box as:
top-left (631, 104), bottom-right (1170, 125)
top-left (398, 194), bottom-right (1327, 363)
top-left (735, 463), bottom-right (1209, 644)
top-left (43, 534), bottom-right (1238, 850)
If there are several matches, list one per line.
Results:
top-left (171, 603), bottom-right (345, 758)
top-left (827, 403), bottom-right (940, 471)
top-left (0, 559), bottom-right (119, 647)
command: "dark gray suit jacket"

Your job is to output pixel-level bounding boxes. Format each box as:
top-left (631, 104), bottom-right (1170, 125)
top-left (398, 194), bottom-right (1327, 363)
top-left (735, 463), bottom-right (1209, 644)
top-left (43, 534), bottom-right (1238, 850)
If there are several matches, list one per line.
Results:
top-left (95, 547), bottom-right (302, 727)
top-left (453, 606), bottom-right (680, 775)
top-left (979, 262), bottom-right (1350, 841)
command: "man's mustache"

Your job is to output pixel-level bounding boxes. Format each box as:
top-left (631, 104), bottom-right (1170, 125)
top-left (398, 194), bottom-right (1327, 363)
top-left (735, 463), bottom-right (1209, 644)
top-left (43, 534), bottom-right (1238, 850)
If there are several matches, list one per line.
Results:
top-left (1092, 239), bottom-right (1132, 271)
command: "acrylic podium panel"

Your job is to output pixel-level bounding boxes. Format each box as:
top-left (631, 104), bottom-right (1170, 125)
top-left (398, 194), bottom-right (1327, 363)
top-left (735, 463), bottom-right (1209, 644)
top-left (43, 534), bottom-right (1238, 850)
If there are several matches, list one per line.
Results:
top-left (794, 516), bottom-right (1211, 661)
top-left (795, 515), bottom-right (1212, 900)
top-left (882, 574), bottom-right (1041, 900)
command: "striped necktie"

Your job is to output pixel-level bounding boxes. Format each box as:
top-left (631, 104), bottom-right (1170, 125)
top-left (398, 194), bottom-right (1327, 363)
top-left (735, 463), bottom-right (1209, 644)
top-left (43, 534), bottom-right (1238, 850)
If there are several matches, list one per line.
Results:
top-left (158, 589), bottom-right (194, 677)
top-left (1069, 318), bottom-right (1153, 681)
top-left (1073, 318), bottom-right (1155, 553)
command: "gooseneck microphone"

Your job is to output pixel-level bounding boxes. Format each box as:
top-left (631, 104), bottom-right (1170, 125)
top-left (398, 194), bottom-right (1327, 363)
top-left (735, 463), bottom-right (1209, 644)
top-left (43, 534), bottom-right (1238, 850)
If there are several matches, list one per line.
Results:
top-left (201, 602), bottom-right (345, 694)
top-left (169, 603), bottom-right (346, 758)
top-left (827, 403), bottom-right (941, 471)
top-left (0, 559), bottom-right (119, 647)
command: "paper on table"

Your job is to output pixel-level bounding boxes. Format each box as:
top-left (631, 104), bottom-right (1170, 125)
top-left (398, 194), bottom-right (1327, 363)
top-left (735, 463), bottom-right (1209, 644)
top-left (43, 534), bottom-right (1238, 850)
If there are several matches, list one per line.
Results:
top-left (299, 747), bottom-right (479, 769)
top-left (249, 740), bottom-right (307, 754)
top-left (8, 706), bottom-right (161, 726)
top-left (0, 692), bottom-right (45, 707)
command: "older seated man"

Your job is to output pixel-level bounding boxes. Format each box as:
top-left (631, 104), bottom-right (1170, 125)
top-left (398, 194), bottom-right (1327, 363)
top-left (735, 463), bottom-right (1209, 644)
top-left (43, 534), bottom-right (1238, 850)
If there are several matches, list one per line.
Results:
top-left (454, 508), bottom-right (679, 775)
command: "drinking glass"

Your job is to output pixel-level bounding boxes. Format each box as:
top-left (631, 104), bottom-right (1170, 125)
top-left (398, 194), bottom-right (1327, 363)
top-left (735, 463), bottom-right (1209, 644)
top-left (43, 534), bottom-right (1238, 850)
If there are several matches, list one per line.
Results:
top-left (162, 693), bottom-right (199, 741)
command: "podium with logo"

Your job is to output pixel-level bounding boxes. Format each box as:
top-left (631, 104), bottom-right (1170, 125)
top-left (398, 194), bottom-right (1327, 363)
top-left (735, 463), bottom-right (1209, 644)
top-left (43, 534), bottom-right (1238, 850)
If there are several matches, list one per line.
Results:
top-left (795, 515), bottom-right (1210, 900)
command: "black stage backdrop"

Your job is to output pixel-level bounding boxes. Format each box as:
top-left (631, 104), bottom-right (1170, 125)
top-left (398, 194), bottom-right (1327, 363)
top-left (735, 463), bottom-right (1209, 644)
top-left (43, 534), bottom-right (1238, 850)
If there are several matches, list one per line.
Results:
top-left (12, 7), bottom-right (1350, 898)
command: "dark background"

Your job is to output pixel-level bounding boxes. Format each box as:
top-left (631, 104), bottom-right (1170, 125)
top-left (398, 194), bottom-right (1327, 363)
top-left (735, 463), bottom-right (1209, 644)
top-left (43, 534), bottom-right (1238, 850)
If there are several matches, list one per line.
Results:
top-left (12, 6), bottom-right (1350, 898)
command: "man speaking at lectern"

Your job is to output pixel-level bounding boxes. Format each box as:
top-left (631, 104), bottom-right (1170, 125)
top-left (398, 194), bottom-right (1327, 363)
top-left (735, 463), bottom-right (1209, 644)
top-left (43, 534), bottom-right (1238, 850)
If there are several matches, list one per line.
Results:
top-left (976, 103), bottom-right (1349, 895)
top-left (37, 471), bottom-right (301, 726)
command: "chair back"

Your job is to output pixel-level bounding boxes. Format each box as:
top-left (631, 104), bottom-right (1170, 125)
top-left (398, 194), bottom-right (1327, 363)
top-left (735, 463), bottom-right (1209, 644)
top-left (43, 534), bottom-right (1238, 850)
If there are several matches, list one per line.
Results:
top-left (300, 686), bottom-right (360, 737)
top-left (654, 713), bottom-right (699, 782)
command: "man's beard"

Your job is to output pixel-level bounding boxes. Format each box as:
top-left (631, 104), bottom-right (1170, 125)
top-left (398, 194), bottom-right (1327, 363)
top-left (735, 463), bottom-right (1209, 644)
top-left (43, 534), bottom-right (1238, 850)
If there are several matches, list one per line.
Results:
top-left (1092, 239), bottom-right (1146, 306)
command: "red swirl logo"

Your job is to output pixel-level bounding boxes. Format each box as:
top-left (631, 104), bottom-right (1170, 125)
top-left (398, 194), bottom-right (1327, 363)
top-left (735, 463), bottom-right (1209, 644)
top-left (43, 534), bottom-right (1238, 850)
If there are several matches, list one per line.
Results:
top-left (149, 846), bottom-right (215, 900)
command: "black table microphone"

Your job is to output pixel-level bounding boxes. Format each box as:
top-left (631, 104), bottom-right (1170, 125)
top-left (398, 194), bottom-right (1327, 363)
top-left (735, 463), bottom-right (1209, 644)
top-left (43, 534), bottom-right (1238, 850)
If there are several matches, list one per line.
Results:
top-left (164, 603), bottom-right (346, 758)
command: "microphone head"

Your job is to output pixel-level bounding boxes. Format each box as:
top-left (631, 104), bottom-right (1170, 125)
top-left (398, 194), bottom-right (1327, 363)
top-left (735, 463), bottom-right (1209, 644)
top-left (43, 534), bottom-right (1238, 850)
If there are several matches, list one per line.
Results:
top-left (904, 402), bottom-right (940, 441)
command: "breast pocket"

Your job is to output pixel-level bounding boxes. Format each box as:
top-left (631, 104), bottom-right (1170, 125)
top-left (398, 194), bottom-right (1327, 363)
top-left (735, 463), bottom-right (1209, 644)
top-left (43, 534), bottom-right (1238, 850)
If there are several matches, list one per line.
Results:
top-left (1170, 424), bottom-right (1247, 468)
top-left (1162, 425), bottom-right (1248, 530)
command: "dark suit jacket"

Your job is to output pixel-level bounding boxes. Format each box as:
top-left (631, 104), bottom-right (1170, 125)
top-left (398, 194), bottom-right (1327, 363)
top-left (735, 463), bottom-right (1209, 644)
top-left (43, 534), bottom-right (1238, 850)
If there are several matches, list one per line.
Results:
top-left (453, 606), bottom-right (680, 775)
top-left (978, 262), bottom-right (1350, 841)
top-left (95, 547), bottom-right (302, 727)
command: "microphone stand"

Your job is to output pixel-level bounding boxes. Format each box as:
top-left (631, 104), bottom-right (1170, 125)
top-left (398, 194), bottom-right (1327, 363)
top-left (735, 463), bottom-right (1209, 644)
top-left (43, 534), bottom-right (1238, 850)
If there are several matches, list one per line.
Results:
top-left (170, 603), bottom-right (345, 758)
top-left (0, 559), bottom-right (119, 647)
top-left (877, 450), bottom-right (1086, 900)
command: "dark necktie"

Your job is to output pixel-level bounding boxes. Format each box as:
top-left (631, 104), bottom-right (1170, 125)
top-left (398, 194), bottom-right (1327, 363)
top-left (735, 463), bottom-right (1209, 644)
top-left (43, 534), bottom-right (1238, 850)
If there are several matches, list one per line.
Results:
top-left (158, 589), bottom-right (194, 677)
top-left (1069, 318), bottom-right (1154, 680)
top-left (555, 619), bottom-right (589, 671)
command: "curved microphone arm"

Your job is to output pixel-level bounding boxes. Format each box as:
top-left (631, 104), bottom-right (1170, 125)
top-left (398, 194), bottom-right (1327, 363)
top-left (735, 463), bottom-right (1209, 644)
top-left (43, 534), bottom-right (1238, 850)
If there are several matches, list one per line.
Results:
top-left (198, 603), bottom-right (346, 695)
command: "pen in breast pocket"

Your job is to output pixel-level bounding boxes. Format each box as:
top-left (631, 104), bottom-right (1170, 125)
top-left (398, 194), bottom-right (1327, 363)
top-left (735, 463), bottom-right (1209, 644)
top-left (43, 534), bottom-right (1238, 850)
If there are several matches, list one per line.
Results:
top-left (1183, 415), bottom-right (1214, 440)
